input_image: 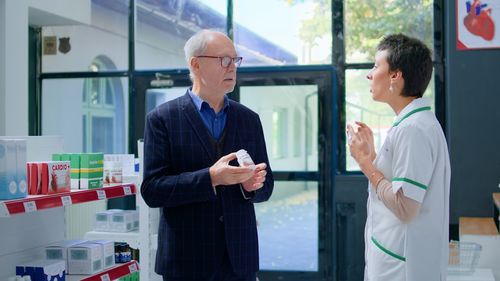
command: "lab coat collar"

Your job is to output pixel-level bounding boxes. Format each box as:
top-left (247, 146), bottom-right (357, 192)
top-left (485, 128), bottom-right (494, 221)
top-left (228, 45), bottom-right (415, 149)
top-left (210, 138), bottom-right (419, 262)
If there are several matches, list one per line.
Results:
top-left (392, 97), bottom-right (432, 127)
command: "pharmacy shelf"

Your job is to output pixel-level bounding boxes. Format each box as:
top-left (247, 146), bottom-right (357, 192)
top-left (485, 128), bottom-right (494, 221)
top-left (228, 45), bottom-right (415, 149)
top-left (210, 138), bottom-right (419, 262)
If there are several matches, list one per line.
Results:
top-left (0, 184), bottom-right (136, 217)
top-left (67, 260), bottom-right (139, 281)
top-left (85, 230), bottom-right (140, 249)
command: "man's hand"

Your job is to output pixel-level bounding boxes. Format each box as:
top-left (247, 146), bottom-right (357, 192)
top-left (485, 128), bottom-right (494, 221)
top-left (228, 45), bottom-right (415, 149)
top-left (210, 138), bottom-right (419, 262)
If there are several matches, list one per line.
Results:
top-left (242, 163), bottom-right (267, 192)
top-left (209, 153), bottom-right (254, 187)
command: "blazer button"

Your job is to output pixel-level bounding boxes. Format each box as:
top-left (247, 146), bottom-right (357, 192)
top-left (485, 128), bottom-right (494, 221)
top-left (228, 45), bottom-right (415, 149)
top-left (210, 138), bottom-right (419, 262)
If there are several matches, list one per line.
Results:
top-left (219, 216), bottom-right (224, 222)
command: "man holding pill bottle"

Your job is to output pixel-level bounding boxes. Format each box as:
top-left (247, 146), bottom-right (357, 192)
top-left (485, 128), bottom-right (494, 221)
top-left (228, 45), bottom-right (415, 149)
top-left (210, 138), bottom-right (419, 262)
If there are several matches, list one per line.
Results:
top-left (141, 30), bottom-right (274, 281)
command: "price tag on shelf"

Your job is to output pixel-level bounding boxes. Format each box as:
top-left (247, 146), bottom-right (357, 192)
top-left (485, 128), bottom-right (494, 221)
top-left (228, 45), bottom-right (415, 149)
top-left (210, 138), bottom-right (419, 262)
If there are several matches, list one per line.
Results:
top-left (0, 202), bottom-right (9, 217)
top-left (100, 273), bottom-right (111, 281)
top-left (23, 201), bottom-right (37, 213)
top-left (129, 262), bottom-right (138, 272)
top-left (61, 196), bottom-right (72, 206)
top-left (123, 186), bottom-right (132, 196)
top-left (97, 190), bottom-right (106, 200)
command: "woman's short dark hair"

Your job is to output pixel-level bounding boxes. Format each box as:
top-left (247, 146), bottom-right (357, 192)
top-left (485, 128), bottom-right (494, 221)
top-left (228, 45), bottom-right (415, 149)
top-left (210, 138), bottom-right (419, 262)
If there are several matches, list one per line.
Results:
top-left (377, 34), bottom-right (432, 98)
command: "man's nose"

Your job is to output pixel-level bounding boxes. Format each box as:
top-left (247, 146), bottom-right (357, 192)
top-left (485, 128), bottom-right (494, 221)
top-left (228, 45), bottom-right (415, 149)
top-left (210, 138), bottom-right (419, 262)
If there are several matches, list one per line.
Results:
top-left (227, 61), bottom-right (236, 71)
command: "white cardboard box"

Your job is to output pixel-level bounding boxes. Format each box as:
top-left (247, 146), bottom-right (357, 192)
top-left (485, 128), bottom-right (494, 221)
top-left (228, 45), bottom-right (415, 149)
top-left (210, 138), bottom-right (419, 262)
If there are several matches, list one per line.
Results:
top-left (89, 240), bottom-right (115, 269)
top-left (68, 242), bottom-right (102, 275)
top-left (46, 239), bottom-right (87, 271)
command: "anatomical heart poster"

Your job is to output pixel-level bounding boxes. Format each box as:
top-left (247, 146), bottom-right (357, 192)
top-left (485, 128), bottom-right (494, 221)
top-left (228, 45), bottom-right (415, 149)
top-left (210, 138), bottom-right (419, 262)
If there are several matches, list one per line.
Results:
top-left (457, 0), bottom-right (499, 50)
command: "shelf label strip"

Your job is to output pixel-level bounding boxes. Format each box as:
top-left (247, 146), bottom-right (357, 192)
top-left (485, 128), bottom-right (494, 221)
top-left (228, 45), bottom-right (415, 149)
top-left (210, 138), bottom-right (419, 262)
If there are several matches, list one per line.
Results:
top-left (23, 201), bottom-right (37, 213)
top-left (123, 186), bottom-right (132, 196)
top-left (128, 262), bottom-right (138, 272)
top-left (0, 202), bottom-right (9, 217)
top-left (100, 273), bottom-right (111, 281)
top-left (97, 190), bottom-right (106, 200)
top-left (61, 196), bottom-right (72, 206)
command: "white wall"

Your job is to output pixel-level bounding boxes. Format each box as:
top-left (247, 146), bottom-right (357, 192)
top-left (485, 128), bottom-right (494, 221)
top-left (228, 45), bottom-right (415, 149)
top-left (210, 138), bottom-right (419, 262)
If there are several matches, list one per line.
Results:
top-left (1, 1), bottom-right (27, 136)
top-left (0, 0), bottom-right (6, 135)
top-left (0, 0), bottom-right (90, 136)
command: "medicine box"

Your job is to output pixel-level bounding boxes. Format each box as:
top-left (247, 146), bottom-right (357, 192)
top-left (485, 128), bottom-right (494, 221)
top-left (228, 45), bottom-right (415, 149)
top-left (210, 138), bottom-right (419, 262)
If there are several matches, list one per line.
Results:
top-left (68, 242), bottom-right (102, 275)
top-left (80, 153), bottom-right (103, 189)
top-left (124, 210), bottom-right (139, 230)
top-left (110, 210), bottom-right (136, 232)
top-left (93, 209), bottom-right (122, 232)
top-left (90, 240), bottom-right (115, 269)
top-left (16, 259), bottom-right (65, 281)
top-left (56, 154), bottom-right (80, 190)
top-left (0, 139), bottom-right (27, 199)
top-left (45, 239), bottom-right (87, 271)
top-left (16, 140), bottom-right (27, 197)
top-left (27, 161), bottom-right (71, 194)
top-left (47, 161), bottom-right (71, 194)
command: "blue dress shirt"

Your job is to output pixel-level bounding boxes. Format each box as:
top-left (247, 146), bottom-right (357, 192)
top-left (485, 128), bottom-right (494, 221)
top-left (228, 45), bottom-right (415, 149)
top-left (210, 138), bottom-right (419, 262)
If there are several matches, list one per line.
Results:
top-left (188, 89), bottom-right (229, 141)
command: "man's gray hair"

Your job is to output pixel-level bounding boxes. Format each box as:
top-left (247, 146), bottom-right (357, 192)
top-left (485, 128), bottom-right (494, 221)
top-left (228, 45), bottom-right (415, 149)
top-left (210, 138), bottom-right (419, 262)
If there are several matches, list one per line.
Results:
top-left (184, 29), bottom-right (218, 80)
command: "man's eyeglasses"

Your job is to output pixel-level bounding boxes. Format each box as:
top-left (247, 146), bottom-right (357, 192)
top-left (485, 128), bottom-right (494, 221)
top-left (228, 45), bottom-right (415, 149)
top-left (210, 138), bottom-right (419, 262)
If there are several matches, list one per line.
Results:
top-left (196, 56), bottom-right (243, 68)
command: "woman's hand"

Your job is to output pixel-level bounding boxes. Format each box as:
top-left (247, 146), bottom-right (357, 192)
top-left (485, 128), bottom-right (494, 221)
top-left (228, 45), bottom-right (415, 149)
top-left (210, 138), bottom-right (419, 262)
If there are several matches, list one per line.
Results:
top-left (347, 121), bottom-right (376, 167)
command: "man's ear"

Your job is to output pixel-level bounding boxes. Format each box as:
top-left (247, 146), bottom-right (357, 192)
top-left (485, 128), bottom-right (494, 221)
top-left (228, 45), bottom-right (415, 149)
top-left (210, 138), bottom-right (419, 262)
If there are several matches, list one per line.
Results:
top-left (190, 57), bottom-right (200, 75)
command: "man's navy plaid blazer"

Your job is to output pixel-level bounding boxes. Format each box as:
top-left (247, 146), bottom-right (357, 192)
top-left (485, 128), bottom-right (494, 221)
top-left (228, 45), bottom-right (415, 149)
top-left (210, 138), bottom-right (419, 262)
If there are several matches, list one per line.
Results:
top-left (141, 91), bottom-right (274, 279)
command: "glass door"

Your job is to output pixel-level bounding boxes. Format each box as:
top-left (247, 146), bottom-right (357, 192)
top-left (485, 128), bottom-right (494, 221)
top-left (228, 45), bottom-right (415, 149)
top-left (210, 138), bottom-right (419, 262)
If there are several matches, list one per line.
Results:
top-left (235, 67), bottom-right (335, 281)
top-left (131, 66), bottom-right (336, 281)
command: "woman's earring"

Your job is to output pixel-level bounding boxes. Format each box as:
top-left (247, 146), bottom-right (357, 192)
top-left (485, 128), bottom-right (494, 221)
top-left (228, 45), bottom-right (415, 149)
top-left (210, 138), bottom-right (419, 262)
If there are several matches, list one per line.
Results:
top-left (389, 84), bottom-right (394, 92)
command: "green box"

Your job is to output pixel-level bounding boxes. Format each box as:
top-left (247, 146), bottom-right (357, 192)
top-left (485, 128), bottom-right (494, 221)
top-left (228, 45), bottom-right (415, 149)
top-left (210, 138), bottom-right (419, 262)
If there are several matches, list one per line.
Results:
top-left (52, 154), bottom-right (62, 161)
top-left (80, 153), bottom-right (103, 189)
top-left (61, 154), bottom-right (81, 189)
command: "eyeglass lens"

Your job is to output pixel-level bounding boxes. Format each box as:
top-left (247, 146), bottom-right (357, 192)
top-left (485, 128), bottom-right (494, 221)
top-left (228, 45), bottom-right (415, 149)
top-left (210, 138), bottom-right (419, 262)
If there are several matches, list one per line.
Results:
top-left (221, 56), bottom-right (241, 67)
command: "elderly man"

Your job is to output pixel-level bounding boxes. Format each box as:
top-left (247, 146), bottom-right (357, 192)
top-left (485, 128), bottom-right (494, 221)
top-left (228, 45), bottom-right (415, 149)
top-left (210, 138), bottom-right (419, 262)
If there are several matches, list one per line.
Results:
top-left (141, 29), bottom-right (274, 281)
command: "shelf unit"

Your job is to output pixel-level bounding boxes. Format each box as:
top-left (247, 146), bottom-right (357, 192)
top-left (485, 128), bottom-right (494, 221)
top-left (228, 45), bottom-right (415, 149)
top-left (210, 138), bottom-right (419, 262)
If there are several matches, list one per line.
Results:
top-left (84, 179), bottom-right (162, 280)
top-left (0, 183), bottom-right (138, 280)
top-left (0, 184), bottom-right (136, 217)
top-left (0, 137), bottom-right (150, 280)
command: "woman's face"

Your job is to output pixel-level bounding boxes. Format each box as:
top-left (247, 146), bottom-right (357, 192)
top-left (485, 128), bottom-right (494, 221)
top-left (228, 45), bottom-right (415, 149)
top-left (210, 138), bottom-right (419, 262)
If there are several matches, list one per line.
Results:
top-left (366, 50), bottom-right (392, 103)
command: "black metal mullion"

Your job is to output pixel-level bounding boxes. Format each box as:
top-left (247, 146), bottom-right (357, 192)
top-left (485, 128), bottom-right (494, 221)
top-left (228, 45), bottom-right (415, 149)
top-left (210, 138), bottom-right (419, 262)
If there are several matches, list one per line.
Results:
top-left (29, 27), bottom-right (42, 136)
top-left (227, 0), bottom-right (233, 39)
top-left (128, 0), bottom-right (136, 155)
top-left (433, 0), bottom-right (446, 133)
top-left (272, 172), bottom-right (319, 181)
top-left (332, 0), bottom-right (345, 176)
top-left (40, 71), bottom-right (128, 79)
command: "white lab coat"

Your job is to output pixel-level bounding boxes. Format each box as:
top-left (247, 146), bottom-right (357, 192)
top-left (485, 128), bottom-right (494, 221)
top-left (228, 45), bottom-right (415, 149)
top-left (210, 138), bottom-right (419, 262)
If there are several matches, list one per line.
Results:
top-left (364, 98), bottom-right (451, 281)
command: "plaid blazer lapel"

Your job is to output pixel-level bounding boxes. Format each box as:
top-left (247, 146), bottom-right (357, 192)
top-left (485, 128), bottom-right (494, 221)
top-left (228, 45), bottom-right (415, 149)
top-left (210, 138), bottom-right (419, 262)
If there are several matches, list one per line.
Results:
top-left (180, 92), bottom-right (216, 163)
top-left (222, 101), bottom-right (238, 156)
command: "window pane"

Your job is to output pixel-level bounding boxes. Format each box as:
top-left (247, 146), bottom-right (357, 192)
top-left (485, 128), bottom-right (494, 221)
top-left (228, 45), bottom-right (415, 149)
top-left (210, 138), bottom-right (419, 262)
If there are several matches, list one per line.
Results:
top-left (256, 181), bottom-right (318, 271)
top-left (135, 0), bottom-right (226, 70)
top-left (92, 116), bottom-right (114, 153)
top-left (145, 87), bottom-right (187, 114)
top-left (42, 78), bottom-right (128, 154)
top-left (344, 0), bottom-right (433, 63)
top-left (240, 85), bottom-right (318, 172)
top-left (42, 0), bottom-right (128, 72)
top-left (234, 0), bottom-right (331, 66)
top-left (345, 69), bottom-right (435, 171)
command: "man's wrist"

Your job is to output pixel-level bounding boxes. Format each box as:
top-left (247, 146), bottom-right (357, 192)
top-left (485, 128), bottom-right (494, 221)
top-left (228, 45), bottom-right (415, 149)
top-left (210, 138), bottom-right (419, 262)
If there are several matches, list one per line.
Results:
top-left (209, 166), bottom-right (218, 187)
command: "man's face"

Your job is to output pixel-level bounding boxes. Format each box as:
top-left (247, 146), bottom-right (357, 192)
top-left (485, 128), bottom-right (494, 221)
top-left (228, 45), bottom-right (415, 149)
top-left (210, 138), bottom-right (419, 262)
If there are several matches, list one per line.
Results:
top-left (194, 33), bottom-right (238, 95)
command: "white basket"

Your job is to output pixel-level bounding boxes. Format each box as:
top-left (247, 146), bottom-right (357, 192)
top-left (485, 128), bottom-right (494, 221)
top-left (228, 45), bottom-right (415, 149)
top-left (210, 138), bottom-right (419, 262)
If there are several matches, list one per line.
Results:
top-left (448, 240), bottom-right (482, 274)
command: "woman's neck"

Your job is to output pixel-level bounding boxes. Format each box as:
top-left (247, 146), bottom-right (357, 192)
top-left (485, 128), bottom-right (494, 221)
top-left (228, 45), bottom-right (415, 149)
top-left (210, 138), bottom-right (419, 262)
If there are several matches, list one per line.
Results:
top-left (390, 96), bottom-right (417, 115)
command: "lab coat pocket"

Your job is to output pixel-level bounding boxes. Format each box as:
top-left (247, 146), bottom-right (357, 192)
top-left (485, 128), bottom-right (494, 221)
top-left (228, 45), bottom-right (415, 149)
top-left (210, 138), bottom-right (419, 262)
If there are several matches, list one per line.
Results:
top-left (368, 236), bottom-right (406, 281)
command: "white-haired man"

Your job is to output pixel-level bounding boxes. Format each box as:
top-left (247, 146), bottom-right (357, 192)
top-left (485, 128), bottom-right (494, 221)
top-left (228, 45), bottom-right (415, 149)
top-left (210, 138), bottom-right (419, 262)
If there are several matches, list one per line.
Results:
top-left (141, 29), bottom-right (274, 281)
